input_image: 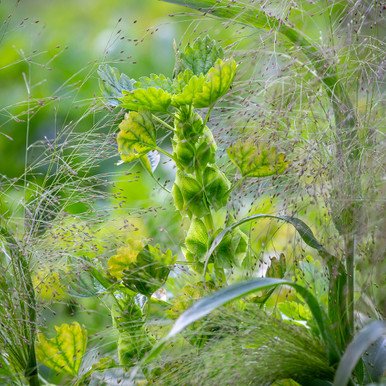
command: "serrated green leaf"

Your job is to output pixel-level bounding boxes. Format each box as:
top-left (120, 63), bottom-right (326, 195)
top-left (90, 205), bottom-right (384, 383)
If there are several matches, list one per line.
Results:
top-left (120, 87), bottom-right (172, 112)
top-left (107, 240), bottom-right (143, 280)
top-left (175, 35), bottom-right (224, 75)
top-left (117, 111), bottom-right (156, 163)
top-left (36, 322), bottom-right (87, 376)
top-left (135, 73), bottom-right (173, 92)
top-left (98, 64), bottom-right (135, 106)
top-left (227, 140), bottom-right (288, 177)
top-left (193, 58), bottom-right (237, 108)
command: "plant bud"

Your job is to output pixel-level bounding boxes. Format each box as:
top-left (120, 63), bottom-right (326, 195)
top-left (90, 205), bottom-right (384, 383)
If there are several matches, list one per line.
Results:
top-left (195, 127), bottom-right (217, 169)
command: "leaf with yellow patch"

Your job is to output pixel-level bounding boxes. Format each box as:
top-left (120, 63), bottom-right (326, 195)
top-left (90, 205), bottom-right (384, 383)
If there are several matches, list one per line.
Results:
top-left (36, 322), bottom-right (87, 376)
top-left (193, 58), bottom-right (237, 108)
top-left (117, 111), bottom-right (156, 163)
top-left (120, 87), bottom-right (171, 112)
top-left (108, 240), bottom-right (143, 280)
top-left (227, 140), bottom-right (288, 178)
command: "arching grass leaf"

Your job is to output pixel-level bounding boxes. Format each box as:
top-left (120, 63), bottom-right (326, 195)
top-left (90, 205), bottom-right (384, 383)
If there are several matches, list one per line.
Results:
top-left (120, 88), bottom-right (172, 112)
top-left (333, 321), bottom-right (386, 386)
top-left (144, 277), bottom-right (338, 365)
top-left (36, 322), bottom-right (87, 376)
top-left (174, 35), bottom-right (224, 75)
top-left (227, 140), bottom-right (288, 178)
top-left (163, 0), bottom-right (281, 31)
top-left (117, 111), bottom-right (156, 163)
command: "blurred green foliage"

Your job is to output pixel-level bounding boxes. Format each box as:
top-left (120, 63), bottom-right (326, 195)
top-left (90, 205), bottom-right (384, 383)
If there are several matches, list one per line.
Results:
top-left (0, 0), bottom-right (182, 177)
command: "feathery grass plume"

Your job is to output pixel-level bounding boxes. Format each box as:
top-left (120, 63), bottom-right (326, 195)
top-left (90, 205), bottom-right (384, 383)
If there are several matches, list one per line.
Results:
top-left (150, 305), bottom-right (334, 385)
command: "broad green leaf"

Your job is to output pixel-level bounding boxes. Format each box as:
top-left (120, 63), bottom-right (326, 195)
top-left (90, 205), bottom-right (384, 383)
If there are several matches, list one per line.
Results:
top-left (193, 58), bottom-right (237, 108)
top-left (174, 35), bottom-right (224, 75)
top-left (36, 322), bottom-right (87, 376)
top-left (98, 64), bottom-right (134, 106)
top-left (333, 321), bottom-right (386, 386)
top-left (120, 88), bottom-right (172, 112)
top-left (227, 140), bottom-right (288, 178)
top-left (135, 73), bottom-right (173, 92)
top-left (117, 111), bottom-right (156, 163)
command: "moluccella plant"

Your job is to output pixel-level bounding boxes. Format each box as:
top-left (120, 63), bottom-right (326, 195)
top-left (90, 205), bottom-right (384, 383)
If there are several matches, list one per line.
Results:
top-left (95, 32), bottom-right (385, 385)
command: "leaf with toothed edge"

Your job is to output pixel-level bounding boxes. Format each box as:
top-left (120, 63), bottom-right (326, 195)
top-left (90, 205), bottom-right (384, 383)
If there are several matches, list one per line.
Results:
top-left (36, 322), bottom-right (87, 376)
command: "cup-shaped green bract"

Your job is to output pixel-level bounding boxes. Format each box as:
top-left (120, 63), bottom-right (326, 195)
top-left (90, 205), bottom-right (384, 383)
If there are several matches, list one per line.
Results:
top-left (173, 170), bottom-right (209, 218)
top-left (175, 109), bottom-right (204, 141)
top-left (203, 165), bottom-right (231, 210)
top-left (195, 127), bottom-right (217, 170)
top-left (185, 217), bottom-right (210, 260)
top-left (173, 136), bottom-right (196, 172)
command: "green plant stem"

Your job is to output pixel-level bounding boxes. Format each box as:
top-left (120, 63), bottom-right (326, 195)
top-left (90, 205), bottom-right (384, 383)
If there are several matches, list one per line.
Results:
top-left (345, 235), bottom-right (355, 338)
top-left (155, 146), bottom-right (176, 162)
top-left (18, 253), bottom-right (40, 386)
top-left (152, 114), bottom-right (175, 132)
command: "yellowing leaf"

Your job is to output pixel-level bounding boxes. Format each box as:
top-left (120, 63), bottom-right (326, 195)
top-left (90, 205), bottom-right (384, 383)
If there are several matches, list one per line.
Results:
top-left (117, 111), bottom-right (156, 163)
top-left (120, 87), bottom-right (171, 112)
top-left (108, 240), bottom-right (143, 280)
top-left (227, 140), bottom-right (288, 178)
top-left (193, 58), bottom-right (237, 108)
top-left (36, 322), bottom-right (87, 376)
top-left (172, 74), bottom-right (206, 106)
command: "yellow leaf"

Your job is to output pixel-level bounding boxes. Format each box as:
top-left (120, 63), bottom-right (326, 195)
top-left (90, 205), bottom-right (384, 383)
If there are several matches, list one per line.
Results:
top-left (108, 239), bottom-right (143, 280)
top-left (36, 322), bottom-right (87, 376)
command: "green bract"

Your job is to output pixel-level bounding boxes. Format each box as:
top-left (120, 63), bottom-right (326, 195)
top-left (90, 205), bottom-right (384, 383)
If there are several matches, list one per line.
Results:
top-left (173, 170), bottom-right (209, 218)
top-left (227, 140), bottom-right (288, 178)
top-left (117, 111), bottom-right (156, 162)
top-left (203, 165), bottom-right (230, 210)
top-left (185, 217), bottom-right (210, 259)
